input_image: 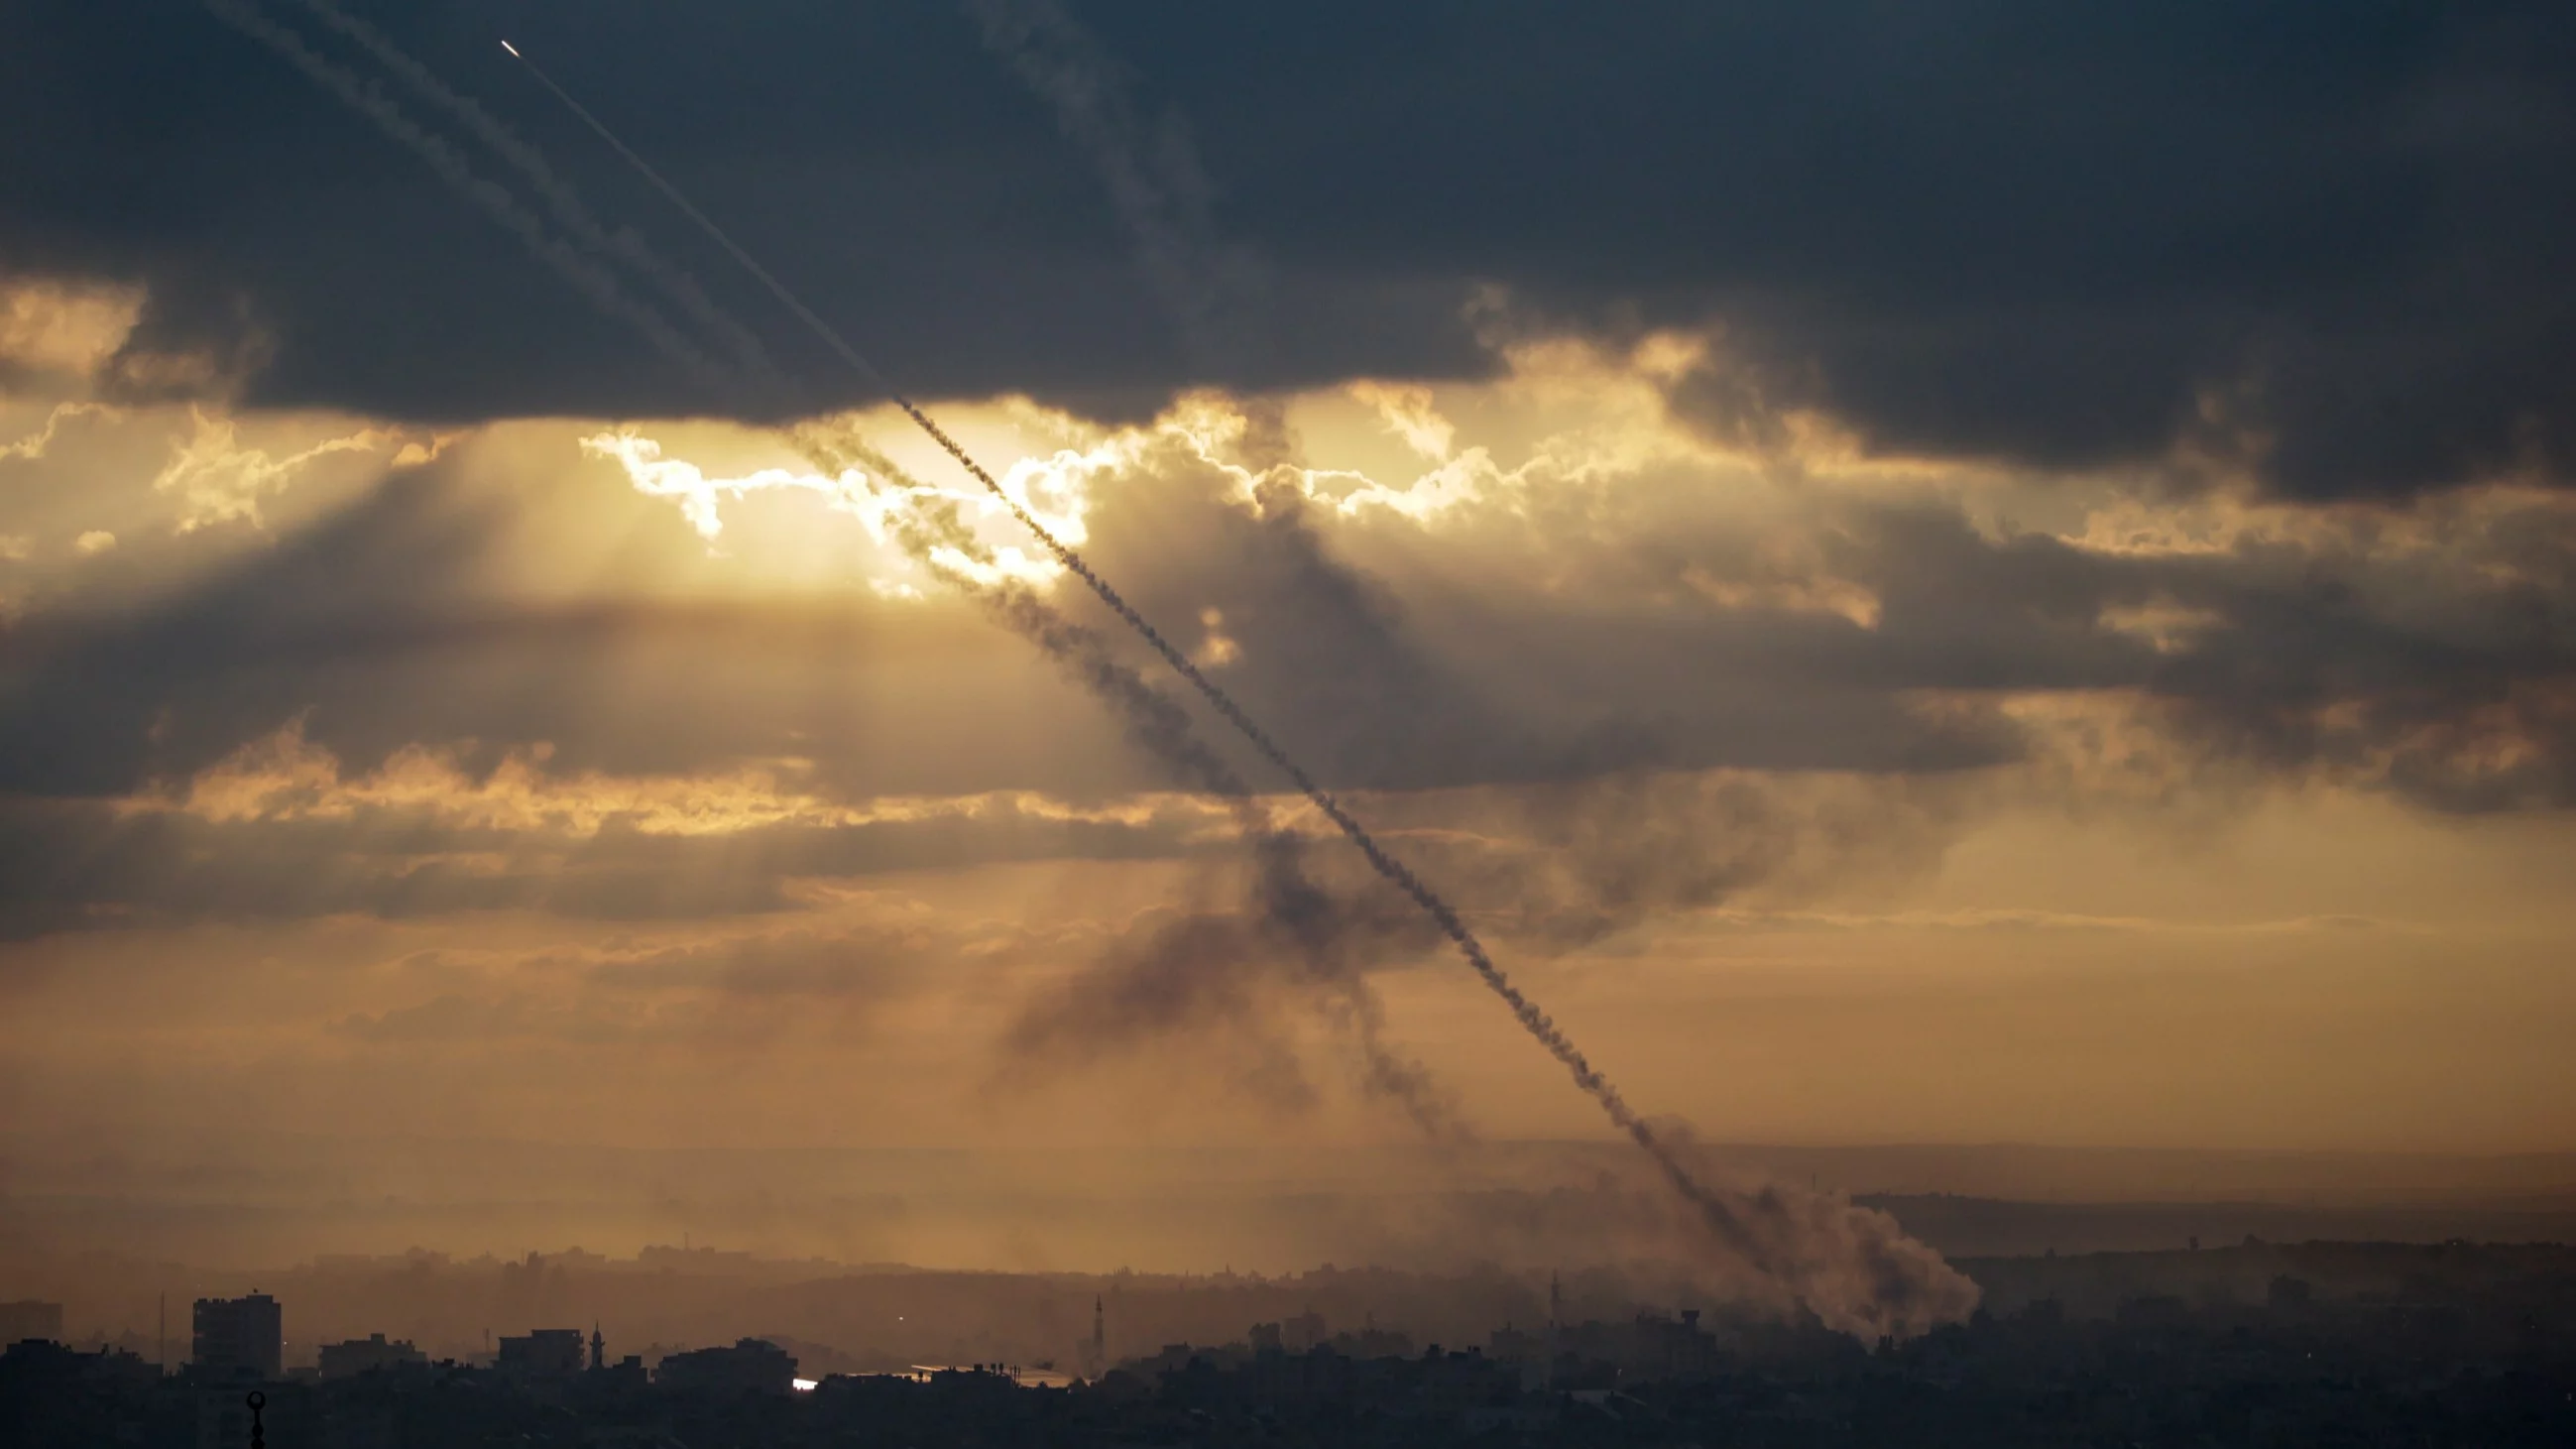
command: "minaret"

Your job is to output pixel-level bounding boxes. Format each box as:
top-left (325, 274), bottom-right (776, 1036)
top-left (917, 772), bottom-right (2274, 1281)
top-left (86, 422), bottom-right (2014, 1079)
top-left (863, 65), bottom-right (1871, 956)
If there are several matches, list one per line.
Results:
top-left (590, 1323), bottom-right (605, 1372)
top-left (1090, 1296), bottom-right (1105, 1375)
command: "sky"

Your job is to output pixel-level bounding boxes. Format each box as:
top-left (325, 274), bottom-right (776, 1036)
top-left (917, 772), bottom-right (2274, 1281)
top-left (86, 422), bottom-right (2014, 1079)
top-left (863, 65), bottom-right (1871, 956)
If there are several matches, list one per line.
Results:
top-left (3, 0), bottom-right (2575, 1292)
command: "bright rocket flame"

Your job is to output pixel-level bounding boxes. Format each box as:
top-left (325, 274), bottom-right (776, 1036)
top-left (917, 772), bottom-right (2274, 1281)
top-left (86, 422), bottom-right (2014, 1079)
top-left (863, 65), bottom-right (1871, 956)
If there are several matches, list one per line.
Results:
top-left (500, 40), bottom-right (520, 58)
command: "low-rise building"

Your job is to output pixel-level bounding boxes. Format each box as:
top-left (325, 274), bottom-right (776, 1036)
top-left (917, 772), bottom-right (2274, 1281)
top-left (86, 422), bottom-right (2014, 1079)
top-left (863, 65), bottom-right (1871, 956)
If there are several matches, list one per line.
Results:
top-left (317, 1333), bottom-right (425, 1380)
top-left (654, 1338), bottom-right (797, 1394)
top-left (497, 1328), bottom-right (586, 1378)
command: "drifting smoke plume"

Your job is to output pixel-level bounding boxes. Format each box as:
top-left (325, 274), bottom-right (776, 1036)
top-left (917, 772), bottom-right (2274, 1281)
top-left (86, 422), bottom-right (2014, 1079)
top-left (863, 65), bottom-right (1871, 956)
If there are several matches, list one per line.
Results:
top-left (217, 12), bottom-right (1977, 1334)
top-left (793, 423), bottom-right (1462, 1139)
top-left (212, 3), bottom-right (1434, 1124)
top-left (961, 0), bottom-right (1258, 368)
top-left (281, 0), bottom-right (784, 392)
top-left (787, 423), bottom-right (1975, 1330)
top-left (549, 51), bottom-right (1974, 1332)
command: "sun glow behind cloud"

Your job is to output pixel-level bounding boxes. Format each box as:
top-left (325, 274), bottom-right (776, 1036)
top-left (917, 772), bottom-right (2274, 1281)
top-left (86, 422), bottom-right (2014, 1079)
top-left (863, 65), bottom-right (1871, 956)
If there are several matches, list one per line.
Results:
top-left (579, 421), bottom-right (1089, 588)
top-left (155, 405), bottom-right (433, 533)
top-left (9, 265), bottom-right (2576, 1177)
top-left (580, 427), bottom-right (887, 543)
top-left (0, 277), bottom-right (143, 379)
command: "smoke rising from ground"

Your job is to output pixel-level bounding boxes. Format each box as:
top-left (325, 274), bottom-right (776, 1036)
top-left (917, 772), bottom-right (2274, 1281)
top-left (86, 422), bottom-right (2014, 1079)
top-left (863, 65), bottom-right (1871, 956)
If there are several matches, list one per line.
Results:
top-left (207, 11), bottom-right (1975, 1334)
top-left (800, 397), bottom-right (1977, 1332)
top-left (852, 408), bottom-right (1980, 1330)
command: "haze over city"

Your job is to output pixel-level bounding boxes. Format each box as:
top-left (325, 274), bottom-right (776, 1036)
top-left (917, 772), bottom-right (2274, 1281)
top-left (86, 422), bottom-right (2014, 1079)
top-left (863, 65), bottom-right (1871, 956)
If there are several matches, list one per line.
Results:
top-left (2, 2), bottom-right (2574, 1443)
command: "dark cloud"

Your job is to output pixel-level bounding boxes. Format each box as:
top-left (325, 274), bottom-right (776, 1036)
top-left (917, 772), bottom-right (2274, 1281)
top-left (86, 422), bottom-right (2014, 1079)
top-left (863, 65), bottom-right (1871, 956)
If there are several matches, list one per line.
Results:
top-left (0, 449), bottom-right (1178, 801)
top-left (0, 428), bottom-right (2011, 812)
top-left (0, 789), bottom-right (1209, 940)
top-left (8, 396), bottom-right (2573, 843)
top-left (4, 1), bottom-right (2570, 493)
top-left (1799, 495), bottom-right (2576, 811)
top-left (2127, 512), bottom-right (2576, 812)
top-left (1075, 439), bottom-right (2029, 788)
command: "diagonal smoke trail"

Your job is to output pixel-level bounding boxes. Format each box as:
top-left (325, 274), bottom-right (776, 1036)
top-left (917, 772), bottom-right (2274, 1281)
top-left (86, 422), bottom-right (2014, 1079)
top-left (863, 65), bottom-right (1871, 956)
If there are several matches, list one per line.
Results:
top-left (208, 0), bottom-right (1455, 1142)
top-left (195, 0), bottom-right (728, 395)
top-left (792, 423), bottom-right (1462, 1139)
top-left (220, 15), bottom-right (1965, 1326)
top-left (279, 0), bottom-right (784, 390)
top-left (505, 48), bottom-right (1789, 1274)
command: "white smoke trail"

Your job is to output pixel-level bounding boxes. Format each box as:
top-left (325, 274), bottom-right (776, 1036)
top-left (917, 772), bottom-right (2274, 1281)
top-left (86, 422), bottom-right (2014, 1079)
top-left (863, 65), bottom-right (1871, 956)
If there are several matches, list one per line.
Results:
top-left (279, 0), bottom-right (783, 389)
top-left (207, 0), bottom-right (1464, 1147)
top-left (851, 390), bottom-right (1976, 1330)
top-left (195, 0), bottom-right (727, 393)
top-left (223, 19), bottom-right (1970, 1330)
top-left (496, 46), bottom-right (1936, 1311)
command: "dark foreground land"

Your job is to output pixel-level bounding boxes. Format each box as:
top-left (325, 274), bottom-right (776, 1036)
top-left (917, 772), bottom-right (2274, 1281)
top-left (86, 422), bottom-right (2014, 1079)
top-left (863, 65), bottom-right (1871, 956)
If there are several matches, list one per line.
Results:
top-left (6, 1241), bottom-right (2574, 1447)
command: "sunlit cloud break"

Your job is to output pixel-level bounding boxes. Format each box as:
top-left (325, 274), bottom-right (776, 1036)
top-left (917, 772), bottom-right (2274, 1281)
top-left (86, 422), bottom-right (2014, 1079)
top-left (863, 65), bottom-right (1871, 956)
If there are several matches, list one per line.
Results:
top-left (583, 426), bottom-right (1080, 591)
top-left (580, 428), bottom-right (881, 543)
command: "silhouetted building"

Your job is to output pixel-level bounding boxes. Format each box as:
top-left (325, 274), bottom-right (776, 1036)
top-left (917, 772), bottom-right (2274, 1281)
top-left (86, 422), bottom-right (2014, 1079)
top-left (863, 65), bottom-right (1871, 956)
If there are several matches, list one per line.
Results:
top-left (2270, 1273), bottom-right (2316, 1310)
top-left (316, 1333), bottom-right (424, 1380)
top-left (655, 1338), bottom-right (796, 1394)
top-left (0, 1300), bottom-right (63, 1344)
top-left (193, 1380), bottom-right (306, 1449)
top-left (600, 1353), bottom-right (648, 1391)
top-left (1545, 1309), bottom-right (1716, 1381)
top-left (496, 1328), bottom-right (586, 1378)
top-left (1487, 1323), bottom-right (1551, 1389)
top-left (2, 1336), bottom-right (156, 1389)
top-left (194, 1389), bottom-right (255, 1449)
top-left (1281, 1309), bottom-right (1326, 1352)
top-left (9, 1244), bottom-right (2576, 1449)
top-left (191, 1294), bottom-right (282, 1382)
